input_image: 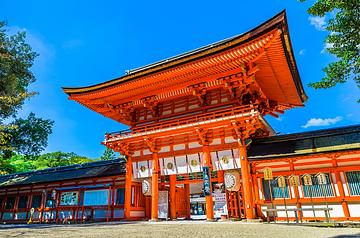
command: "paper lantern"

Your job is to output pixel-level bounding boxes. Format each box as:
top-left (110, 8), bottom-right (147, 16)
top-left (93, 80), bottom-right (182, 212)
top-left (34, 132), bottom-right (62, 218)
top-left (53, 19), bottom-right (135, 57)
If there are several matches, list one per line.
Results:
top-left (142, 179), bottom-right (152, 196)
top-left (224, 170), bottom-right (241, 191)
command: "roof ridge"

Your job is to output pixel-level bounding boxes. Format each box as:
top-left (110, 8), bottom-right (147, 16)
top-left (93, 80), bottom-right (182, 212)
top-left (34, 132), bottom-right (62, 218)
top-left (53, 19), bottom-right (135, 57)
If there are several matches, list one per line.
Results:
top-left (253, 124), bottom-right (360, 143)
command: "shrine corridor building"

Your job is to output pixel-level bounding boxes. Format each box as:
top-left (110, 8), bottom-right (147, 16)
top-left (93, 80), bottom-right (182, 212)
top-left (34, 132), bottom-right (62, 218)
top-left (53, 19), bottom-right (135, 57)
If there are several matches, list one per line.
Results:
top-left (0, 11), bottom-right (359, 223)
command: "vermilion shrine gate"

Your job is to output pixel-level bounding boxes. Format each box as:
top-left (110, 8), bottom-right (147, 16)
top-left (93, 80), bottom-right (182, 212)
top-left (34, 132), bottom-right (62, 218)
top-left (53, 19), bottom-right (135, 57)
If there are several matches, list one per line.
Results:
top-left (63, 11), bottom-right (307, 221)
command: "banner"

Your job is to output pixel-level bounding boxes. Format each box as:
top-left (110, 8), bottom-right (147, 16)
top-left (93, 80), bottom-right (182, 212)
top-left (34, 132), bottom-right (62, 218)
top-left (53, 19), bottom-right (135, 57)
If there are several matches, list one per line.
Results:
top-left (158, 190), bottom-right (168, 219)
top-left (213, 191), bottom-right (228, 218)
top-left (203, 166), bottom-right (211, 196)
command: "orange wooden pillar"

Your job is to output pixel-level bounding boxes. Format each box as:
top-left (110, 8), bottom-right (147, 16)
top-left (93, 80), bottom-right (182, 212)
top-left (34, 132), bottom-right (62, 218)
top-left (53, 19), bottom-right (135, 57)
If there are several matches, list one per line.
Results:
top-left (169, 174), bottom-right (177, 220)
top-left (217, 170), bottom-right (224, 183)
top-left (239, 140), bottom-right (255, 219)
top-left (124, 156), bottom-right (132, 219)
top-left (335, 172), bottom-right (350, 219)
top-left (184, 183), bottom-right (191, 219)
top-left (290, 161), bottom-right (302, 219)
top-left (151, 152), bottom-right (159, 221)
top-left (331, 159), bottom-right (350, 219)
top-left (203, 145), bottom-right (214, 220)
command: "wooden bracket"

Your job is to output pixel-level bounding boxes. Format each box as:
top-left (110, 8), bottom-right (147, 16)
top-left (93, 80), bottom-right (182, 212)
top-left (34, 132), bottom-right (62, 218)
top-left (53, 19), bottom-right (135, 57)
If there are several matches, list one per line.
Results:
top-left (231, 120), bottom-right (259, 142)
top-left (141, 96), bottom-right (159, 117)
top-left (144, 137), bottom-right (160, 153)
top-left (106, 101), bottom-right (135, 122)
top-left (195, 127), bottom-right (213, 145)
top-left (188, 83), bottom-right (207, 106)
top-left (117, 142), bottom-right (133, 157)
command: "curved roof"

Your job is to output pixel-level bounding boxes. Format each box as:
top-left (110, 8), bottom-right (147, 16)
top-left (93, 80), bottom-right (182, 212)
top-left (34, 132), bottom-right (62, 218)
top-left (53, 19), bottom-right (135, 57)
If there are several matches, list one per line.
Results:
top-left (63, 11), bottom-right (306, 99)
top-left (63, 11), bottom-right (307, 125)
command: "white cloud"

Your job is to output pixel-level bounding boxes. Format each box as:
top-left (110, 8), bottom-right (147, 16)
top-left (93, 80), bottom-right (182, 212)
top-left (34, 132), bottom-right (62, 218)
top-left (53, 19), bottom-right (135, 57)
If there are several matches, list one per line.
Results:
top-left (299, 49), bottom-right (306, 56)
top-left (321, 42), bottom-right (334, 54)
top-left (302, 116), bottom-right (343, 128)
top-left (308, 16), bottom-right (326, 31)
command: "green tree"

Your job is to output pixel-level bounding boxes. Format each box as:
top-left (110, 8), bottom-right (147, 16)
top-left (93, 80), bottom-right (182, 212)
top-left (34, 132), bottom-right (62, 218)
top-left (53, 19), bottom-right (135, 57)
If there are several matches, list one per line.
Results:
top-left (100, 147), bottom-right (117, 160)
top-left (7, 113), bottom-right (54, 157)
top-left (300, 0), bottom-right (360, 97)
top-left (0, 21), bottom-right (54, 156)
top-left (0, 21), bottom-right (37, 119)
top-left (0, 152), bottom-right (95, 174)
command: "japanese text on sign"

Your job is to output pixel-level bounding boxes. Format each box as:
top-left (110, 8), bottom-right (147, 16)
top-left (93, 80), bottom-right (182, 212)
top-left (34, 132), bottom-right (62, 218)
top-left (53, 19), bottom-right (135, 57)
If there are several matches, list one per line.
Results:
top-left (263, 167), bottom-right (273, 180)
top-left (289, 175), bottom-right (299, 187)
top-left (316, 173), bottom-right (327, 185)
top-left (277, 176), bottom-right (286, 188)
top-left (302, 174), bottom-right (313, 186)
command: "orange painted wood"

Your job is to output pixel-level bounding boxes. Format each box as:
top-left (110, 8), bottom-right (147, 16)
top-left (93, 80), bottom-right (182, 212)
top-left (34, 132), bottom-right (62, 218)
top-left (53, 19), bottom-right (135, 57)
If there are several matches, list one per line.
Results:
top-left (175, 187), bottom-right (187, 218)
top-left (239, 141), bottom-right (254, 219)
top-left (151, 152), bottom-right (159, 221)
top-left (169, 175), bottom-right (176, 220)
top-left (202, 145), bottom-right (214, 220)
top-left (124, 156), bottom-right (132, 219)
top-left (184, 184), bottom-right (191, 219)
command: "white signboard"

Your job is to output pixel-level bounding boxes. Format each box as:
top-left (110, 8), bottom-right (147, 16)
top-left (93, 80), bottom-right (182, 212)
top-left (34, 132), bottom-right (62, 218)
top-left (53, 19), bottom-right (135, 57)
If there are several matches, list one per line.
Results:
top-left (158, 190), bottom-right (168, 219)
top-left (213, 191), bottom-right (228, 218)
top-left (60, 192), bottom-right (78, 206)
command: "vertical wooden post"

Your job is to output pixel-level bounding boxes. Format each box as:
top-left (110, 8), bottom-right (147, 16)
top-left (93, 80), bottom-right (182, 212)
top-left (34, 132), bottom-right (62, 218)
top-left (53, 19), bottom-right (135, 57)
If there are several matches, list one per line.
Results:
top-left (151, 152), bottom-right (159, 221)
top-left (331, 159), bottom-right (350, 219)
top-left (238, 139), bottom-right (255, 219)
top-left (290, 161), bottom-right (302, 220)
top-left (335, 172), bottom-right (350, 219)
top-left (124, 156), bottom-right (133, 220)
top-left (203, 145), bottom-right (214, 221)
top-left (217, 170), bottom-right (224, 184)
top-left (184, 183), bottom-right (191, 219)
top-left (169, 174), bottom-right (177, 220)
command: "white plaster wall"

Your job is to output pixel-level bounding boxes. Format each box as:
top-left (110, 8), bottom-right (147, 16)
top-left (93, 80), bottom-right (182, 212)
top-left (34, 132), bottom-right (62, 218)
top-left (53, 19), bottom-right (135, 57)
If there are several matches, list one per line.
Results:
top-left (224, 136), bottom-right (236, 143)
top-left (188, 142), bottom-right (201, 148)
top-left (348, 204), bottom-right (360, 217)
top-left (173, 144), bottom-right (185, 151)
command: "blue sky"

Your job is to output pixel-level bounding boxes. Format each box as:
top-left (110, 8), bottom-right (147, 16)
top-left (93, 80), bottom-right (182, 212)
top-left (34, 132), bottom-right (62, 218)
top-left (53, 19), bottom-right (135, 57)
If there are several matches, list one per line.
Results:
top-left (2, 0), bottom-right (359, 159)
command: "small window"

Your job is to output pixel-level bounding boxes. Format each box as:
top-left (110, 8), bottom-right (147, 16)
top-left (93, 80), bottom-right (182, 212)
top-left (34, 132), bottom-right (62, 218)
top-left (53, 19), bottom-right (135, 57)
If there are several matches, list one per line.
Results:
top-left (116, 188), bottom-right (125, 205)
top-left (5, 196), bottom-right (15, 209)
top-left (83, 190), bottom-right (108, 206)
top-left (31, 195), bottom-right (42, 208)
top-left (18, 196), bottom-right (28, 209)
top-left (302, 173), bottom-right (334, 197)
top-left (345, 171), bottom-right (360, 196)
top-left (262, 177), bottom-right (290, 199)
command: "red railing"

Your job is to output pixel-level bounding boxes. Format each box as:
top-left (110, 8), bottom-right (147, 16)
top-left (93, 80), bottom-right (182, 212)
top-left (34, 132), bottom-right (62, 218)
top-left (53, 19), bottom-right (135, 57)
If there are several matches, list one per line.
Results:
top-left (105, 104), bottom-right (258, 141)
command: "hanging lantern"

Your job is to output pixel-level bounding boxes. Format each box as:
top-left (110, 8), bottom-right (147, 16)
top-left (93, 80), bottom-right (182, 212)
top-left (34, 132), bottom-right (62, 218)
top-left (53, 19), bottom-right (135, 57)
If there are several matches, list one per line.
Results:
top-left (142, 179), bottom-right (152, 196)
top-left (224, 170), bottom-right (241, 191)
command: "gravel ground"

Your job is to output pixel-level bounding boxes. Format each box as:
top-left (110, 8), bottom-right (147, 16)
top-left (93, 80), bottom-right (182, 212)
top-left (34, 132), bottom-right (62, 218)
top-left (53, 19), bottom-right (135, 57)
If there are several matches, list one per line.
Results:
top-left (0, 221), bottom-right (359, 238)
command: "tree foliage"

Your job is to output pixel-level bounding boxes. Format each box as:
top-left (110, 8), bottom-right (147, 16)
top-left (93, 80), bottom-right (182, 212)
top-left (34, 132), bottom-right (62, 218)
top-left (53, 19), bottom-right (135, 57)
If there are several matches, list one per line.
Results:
top-left (0, 21), bottom-right (38, 119)
top-left (100, 147), bottom-right (117, 160)
top-left (300, 0), bottom-right (360, 95)
top-left (0, 21), bottom-right (54, 158)
top-left (7, 113), bottom-right (54, 156)
top-left (0, 152), bottom-right (94, 174)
